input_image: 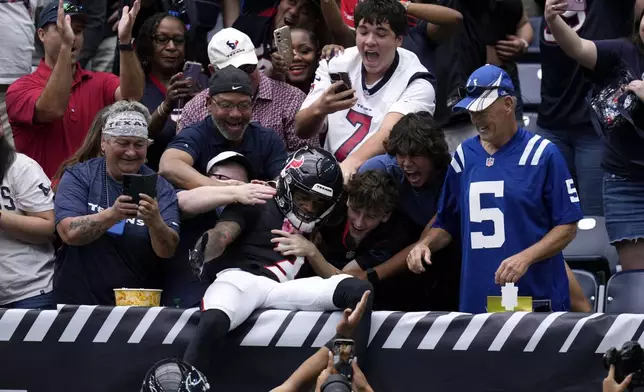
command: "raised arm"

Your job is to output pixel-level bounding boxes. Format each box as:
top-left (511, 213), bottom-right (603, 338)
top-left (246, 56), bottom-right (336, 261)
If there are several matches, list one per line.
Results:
top-left (34, 0), bottom-right (75, 123)
top-left (412, 2), bottom-right (463, 41)
top-left (544, 0), bottom-right (597, 70)
top-left (114, 0), bottom-right (145, 101)
top-left (319, 0), bottom-right (356, 48)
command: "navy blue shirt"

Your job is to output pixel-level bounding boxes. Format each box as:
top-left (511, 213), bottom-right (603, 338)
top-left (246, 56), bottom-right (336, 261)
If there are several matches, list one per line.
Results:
top-left (402, 21), bottom-right (438, 85)
top-left (167, 116), bottom-right (287, 180)
top-left (53, 158), bottom-right (181, 305)
top-left (359, 154), bottom-right (442, 230)
top-left (591, 39), bottom-right (644, 179)
top-left (538, 0), bottom-right (633, 129)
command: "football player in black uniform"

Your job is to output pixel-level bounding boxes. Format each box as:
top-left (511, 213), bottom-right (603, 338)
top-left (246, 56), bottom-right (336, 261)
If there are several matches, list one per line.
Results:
top-left (184, 146), bottom-right (373, 386)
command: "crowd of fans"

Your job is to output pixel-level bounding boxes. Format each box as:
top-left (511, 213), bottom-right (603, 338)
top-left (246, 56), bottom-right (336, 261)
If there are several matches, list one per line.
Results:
top-left (2, 0), bottom-right (644, 386)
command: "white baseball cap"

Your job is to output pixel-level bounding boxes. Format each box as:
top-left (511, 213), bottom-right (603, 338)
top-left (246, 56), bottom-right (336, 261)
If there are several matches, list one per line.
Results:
top-left (207, 28), bottom-right (259, 69)
top-left (206, 151), bottom-right (255, 179)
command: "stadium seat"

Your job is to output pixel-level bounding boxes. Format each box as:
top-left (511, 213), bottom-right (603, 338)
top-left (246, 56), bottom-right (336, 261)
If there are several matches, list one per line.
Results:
top-left (517, 63), bottom-right (541, 111)
top-left (523, 112), bottom-right (539, 133)
top-left (563, 217), bottom-right (618, 284)
top-left (605, 270), bottom-right (644, 313)
top-left (572, 269), bottom-right (599, 312)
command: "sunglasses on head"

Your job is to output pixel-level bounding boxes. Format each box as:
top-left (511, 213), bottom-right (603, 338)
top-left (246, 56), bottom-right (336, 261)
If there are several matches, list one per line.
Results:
top-left (238, 64), bottom-right (257, 74)
top-left (62, 3), bottom-right (84, 13)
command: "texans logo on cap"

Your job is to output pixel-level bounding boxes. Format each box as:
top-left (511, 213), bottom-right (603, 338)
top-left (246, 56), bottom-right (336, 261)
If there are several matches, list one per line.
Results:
top-left (226, 40), bottom-right (239, 50)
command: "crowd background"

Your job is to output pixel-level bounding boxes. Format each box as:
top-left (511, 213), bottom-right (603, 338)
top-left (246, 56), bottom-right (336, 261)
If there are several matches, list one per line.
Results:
top-left (2, 0), bottom-right (644, 351)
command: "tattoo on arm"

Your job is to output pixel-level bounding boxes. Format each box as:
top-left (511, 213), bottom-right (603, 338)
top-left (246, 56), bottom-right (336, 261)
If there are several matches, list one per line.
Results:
top-left (67, 216), bottom-right (112, 245)
top-left (205, 221), bottom-right (242, 261)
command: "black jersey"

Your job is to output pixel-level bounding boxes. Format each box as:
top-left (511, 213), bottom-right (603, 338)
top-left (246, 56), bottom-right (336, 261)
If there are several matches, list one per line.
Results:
top-left (316, 205), bottom-right (412, 271)
top-left (211, 199), bottom-right (304, 283)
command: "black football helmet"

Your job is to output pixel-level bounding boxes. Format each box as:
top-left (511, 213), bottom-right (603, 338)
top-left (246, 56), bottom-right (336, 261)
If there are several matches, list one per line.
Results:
top-left (275, 146), bottom-right (344, 232)
top-left (141, 358), bottom-right (210, 392)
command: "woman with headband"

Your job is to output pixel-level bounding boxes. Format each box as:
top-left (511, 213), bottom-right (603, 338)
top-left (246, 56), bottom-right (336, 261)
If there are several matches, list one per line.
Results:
top-left (53, 101), bottom-right (180, 305)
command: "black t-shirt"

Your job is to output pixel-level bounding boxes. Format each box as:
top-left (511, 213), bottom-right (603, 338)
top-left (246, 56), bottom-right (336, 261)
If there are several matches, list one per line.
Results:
top-left (402, 21), bottom-right (439, 82)
top-left (314, 205), bottom-right (413, 272)
top-left (537, 0), bottom-right (633, 129)
top-left (479, 0), bottom-right (523, 46)
top-left (432, 0), bottom-right (489, 125)
top-left (590, 39), bottom-right (644, 179)
top-left (209, 199), bottom-right (300, 282)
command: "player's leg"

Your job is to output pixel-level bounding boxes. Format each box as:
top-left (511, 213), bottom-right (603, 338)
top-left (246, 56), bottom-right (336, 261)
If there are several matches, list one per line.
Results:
top-left (264, 275), bottom-right (374, 358)
top-left (183, 270), bottom-right (277, 372)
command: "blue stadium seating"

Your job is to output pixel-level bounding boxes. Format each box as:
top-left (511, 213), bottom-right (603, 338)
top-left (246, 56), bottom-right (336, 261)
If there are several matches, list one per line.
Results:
top-left (573, 269), bottom-right (599, 312)
top-left (605, 270), bottom-right (644, 313)
top-left (563, 217), bottom-right (619, 284)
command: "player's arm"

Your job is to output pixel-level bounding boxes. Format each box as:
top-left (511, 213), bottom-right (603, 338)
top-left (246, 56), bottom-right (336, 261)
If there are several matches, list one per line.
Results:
top-left (271, 230), bottom-right (343, 278)
top-left (200, 220), bottom-right (243, 262)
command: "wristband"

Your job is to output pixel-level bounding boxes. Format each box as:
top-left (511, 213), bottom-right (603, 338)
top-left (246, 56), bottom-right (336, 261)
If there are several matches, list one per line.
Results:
top-left (118, 38), bottom-right (135, 52)
top-left (366, 268), bottom-right (380, 286)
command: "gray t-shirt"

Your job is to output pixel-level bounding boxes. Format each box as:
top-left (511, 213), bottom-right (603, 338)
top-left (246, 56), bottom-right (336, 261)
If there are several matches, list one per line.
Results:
top-left (0, 0), bottom-right (37, 85)
top-left (0, 153), bottom-right (55, 305)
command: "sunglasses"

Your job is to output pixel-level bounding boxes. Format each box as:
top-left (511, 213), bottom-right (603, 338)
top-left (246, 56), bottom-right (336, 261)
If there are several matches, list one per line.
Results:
top-left (238, 64), bottom-right (257, 75)
top-left (62, 2), bottom-right (84, 12)
top-left (458, 86), bottom-right (514, 99)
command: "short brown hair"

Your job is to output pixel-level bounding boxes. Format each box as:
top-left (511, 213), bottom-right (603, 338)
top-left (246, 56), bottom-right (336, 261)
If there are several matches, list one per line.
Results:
top-left (345, 170), bottom-right (399, 216)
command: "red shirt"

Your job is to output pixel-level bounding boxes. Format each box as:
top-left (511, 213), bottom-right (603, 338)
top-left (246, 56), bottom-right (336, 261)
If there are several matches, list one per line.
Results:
top-left (6, 60), bottom-right (120, 178)
top-left (341, 0), bottom-right (416, 28)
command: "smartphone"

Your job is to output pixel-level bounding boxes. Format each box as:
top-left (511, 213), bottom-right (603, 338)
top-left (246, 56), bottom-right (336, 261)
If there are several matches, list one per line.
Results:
top-left (122, 173), bottom-right (158, 205)
top-left (273, 25), bottom-right (294, 65)
top-left (330, 72), bottom-right (353, 97)
top-left (332, 339), bottom-right (355, 381)
top-left (183, 61), bottom-right (204, 92)
top-left (566, 0), bottom-right (586, 11)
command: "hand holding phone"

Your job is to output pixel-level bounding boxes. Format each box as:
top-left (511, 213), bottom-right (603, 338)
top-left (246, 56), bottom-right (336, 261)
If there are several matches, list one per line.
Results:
top-left (273, 26), bottom-right (294, 65)
top-left (566, 0), bottom-right (585, 11)
top-left (330, 72), bottom-right (353, 97)
top-left (182, 61), bottom-right (205, 93)
top-left (122, 173), bottom-right (158, 205)
top-left (333, 339), bottom-right (355, 381)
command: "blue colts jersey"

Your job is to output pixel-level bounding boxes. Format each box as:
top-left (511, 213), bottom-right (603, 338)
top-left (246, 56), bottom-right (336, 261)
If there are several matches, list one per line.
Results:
top-left (434, 128), bottom-right (583, 313)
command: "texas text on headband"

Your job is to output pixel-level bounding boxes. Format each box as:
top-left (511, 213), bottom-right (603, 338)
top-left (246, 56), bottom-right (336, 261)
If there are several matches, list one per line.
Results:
top-left (103, 111), bottom-right (149, 139)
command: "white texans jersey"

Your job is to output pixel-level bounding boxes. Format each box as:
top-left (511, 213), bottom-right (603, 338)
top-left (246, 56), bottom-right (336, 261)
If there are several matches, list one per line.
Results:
top-left (301, 47), bottom-right (435, 161)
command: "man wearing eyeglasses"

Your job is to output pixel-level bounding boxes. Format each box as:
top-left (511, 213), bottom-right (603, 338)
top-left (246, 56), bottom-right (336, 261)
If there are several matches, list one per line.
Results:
top-left (160, 65), bottom-right (287, 191)
top-left (407, 65), bottom-right (583, 314)
top-left (177, 28), bottom-right (318, 152)
top-left (5, 0), bottom-right (145, 179)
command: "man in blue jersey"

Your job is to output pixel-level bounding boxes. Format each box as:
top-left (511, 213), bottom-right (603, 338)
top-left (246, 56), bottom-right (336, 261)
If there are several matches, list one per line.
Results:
top-left (407, 64), bottom-right (583, 314)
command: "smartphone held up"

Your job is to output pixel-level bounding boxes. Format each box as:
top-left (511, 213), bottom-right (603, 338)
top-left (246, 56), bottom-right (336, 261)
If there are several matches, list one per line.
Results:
top-left (273, 25), bottom-right (294, 65)
top-left (566, 0), bottom-right (586, 11)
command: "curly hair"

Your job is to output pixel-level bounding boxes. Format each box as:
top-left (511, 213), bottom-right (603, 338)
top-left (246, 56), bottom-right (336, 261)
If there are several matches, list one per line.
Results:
top-left (354, 0), bottom-right (408, 37)
top-left (0, 133), bottom-right (16, 185)
top-left (384, 112), bottom-right (451, 176)
top-left (345, 170), bottom-right (399, 216)
top-left (135, 12), bottom-right (186, 74)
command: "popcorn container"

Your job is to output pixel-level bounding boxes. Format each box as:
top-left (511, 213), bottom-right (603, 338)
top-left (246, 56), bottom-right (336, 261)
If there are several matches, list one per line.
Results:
top-left (114, 288), bottom-right (162, 307)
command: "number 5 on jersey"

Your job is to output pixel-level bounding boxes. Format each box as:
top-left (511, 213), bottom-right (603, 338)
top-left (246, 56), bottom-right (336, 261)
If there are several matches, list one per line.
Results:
top-left (469, 181), bottom-right (505, 249)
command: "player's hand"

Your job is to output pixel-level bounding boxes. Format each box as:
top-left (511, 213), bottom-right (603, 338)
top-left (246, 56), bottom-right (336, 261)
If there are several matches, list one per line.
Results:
top-left (107, 195), bottom-right (139, 221)
top-left (270, 229), bottom-right (318, 258)
top-left (336, 290), bottom-right (370, 339)
top-left (314, 351), bottom-right (338, 392)
top-left (189, 231), bottom-right (209, 279)
top-left (316, 82), bottom-right (358, 115)
top-left (340, 157), bottom-right (361, 184)
top-left (603, 365), bottom-right (632, 392)
top-left (351, 358), bottom-right (374, 392)
top-left (544, 0), bottom-right (568, 23)
top-left (495, 35), bottom-right (528, 61)
top-left (407, 242), bottom-right (431, 274)
top-left (495, 253), bottom-right (531, 285)
top-left (321, 44), bottom-right (345, 60)
top-left (626, 80), bottom-right (644, 102)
